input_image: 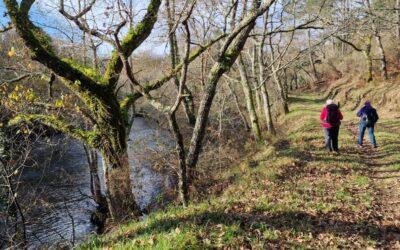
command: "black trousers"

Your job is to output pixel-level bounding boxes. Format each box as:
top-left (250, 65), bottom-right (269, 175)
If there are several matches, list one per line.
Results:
top-left (323, 126), bottom-right (340, 152)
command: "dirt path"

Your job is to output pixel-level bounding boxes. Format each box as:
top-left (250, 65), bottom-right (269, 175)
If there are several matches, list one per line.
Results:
top-left (79, 94), bottom-right (400, 249)
top-left (343, 120), bottom-right (400, 249)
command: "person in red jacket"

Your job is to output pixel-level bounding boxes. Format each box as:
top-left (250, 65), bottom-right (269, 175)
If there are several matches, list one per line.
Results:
top-left (320, 99), bottom-right (343, 153)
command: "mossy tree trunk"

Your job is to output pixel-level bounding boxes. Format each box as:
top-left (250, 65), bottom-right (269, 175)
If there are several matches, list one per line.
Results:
top-left (186, 0), bottom-right (276, 176)
top-left (237, 54), bottom-right (262, 141)
top-left (374, 33), bottom-right (388, 80)
top-left (4, 0), bottom-right (162, 222)
top-left (166, 0), bottom-right (196, 126)
top-left (364, 0), bottom-right (388, 81)
top-left (268, 32), bottom-right (289, 114)
top-left (257, 13), bottom-right (275, 134)
top-left (250, 44), bottom-right (263, 116)
top-left (271, 66), bottom-right (289, 114)
top-left (83, 145), bottom-right (107, 209)
top-left (5, 0), bottom-right (275, 218)
top-left (260, 82), bottom-right (275, 134)
top-left (364, 35), bottom-right (373, 82)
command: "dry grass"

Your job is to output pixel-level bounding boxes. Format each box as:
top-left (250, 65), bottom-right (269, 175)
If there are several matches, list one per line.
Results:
top-left (79, 93), bottom-right (399, 249)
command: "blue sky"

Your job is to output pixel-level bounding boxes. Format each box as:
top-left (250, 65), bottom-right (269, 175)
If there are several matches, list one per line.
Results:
top-left (0, 0), bottom-right (168, 56)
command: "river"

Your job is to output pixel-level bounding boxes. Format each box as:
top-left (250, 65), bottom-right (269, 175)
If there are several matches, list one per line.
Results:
top-left (9, 117), bottom-right (174, 249)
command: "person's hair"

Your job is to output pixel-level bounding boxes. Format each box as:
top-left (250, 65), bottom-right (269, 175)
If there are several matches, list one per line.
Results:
top-left (326, 99), bottom-right (333, 105)
top-left (365, 100), bottom-right (371, 105)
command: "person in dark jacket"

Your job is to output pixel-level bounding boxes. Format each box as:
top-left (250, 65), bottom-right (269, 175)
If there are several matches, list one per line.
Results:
top-left (320, 99), bottom-right (343, 153)
top-left (357, 100), bottom-right (379, 147)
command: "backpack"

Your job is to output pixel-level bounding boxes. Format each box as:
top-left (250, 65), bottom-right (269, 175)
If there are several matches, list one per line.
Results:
top-left (326, 104), bottom-right (340, 126)
top-left (365, 109), bottom-right (377, 127)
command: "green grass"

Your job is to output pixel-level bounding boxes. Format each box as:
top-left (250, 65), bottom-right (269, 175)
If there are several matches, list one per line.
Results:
top-left (79, 93), bottom-right (398, 249)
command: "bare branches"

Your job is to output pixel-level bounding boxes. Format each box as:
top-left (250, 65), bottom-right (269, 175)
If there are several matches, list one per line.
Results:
top-left (102, 0), bottom-right (162, 87)
top-left (251, 20), bottom-right (323, 38)
top-left (59, 0), bottom-right (115, 45)
top-left (139, 33), bottom-right (227, 96)
top-left (185, 0), bottom-right (276, 173)
top-left (0, 23), bottom-right (12, 33)
top-left (169, 2), bottom-right (195, 115)
top-left (1, 73), bottom-right (41, 85)
top-left (219, 0), bottom-right (275, 56)
top-left (4, 0), bottom-right (107, 106)
top-left (333, 35), bottom-right (362, 52)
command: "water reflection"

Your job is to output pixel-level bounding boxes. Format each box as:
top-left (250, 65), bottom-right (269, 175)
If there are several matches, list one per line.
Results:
top-left (15, 117), bottom-right (174, 249)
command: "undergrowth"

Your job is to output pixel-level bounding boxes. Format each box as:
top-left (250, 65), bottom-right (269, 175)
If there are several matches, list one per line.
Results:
top-left (79, 93), bottom-right (399, 249)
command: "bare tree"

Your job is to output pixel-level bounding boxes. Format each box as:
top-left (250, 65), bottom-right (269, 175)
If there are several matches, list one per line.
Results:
top-left (3, 0), bottom-right (226, 221)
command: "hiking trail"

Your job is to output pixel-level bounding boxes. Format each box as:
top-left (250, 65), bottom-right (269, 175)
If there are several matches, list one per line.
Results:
top-left (81, 93), bottom-right (400, 249)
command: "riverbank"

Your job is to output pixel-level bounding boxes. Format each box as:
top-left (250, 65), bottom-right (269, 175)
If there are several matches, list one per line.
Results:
top-left (79, 93), bottom-right (400, 249)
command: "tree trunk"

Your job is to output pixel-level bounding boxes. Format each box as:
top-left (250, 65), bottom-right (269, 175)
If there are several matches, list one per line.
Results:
top-left (374, 33), bottom-right (388, 80)
top-left (397, 0), bottom-right (400, 39)
top-left (167, 114), bottom-right (188, 206)
top-left (257, 40), bottom-right (275, 134)
top-left (226, 81), bottom-right (250, 131)
top-left (365, 0), bottom-right (388, 81)
top-left (308, 30), bottom-right (319, 83)
top-left (89, 37), bottom-right (99, 71)
top-left (266, 11), bottom-right (288, 115)
top-left (260, 82), bottom-right (275, 134)
top-left (98, 114), bottom-right (140, 221)
top-left (250, 44), bottom-right (263, 116)
top-left (166, 0), bottom-right (196, 126)
top-left (47, 73), bottom-right (55, 100)
top-left (364, 35), bottom-right (373, 82)
top-left (294, 71), bottom-right (299, 89)
top-left (101, 148), bottom-right (141, 222)
top-left (84, 145), bottom-right (107, 207)
top-left (185, 0), bottom-right (267, 176)
top-left (271, 66), bottom-right (289, 114)
top-left (283, 68), bottom-right (289, 100)
top-left (237, 55), bottom-right (262, 141)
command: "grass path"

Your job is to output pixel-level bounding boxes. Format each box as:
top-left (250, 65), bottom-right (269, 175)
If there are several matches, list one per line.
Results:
top-left (346, 119), bottom-right (400, 249)
top-left (342, 116), bottom-right (400, 249)
top-left (81, 94), bottom-right (399, 249)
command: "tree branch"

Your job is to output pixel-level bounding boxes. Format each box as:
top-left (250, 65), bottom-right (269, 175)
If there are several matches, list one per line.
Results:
top-left (333, 35), bottom-right (363, 52)
top-left (102, 0), bottom-right (162, 87)
top-left (2, 73), bottom-right (41, 84)
top-left (185, 0), bottom-right (276, 172)
top-left (59, 0), bottom-right (115, 45)
top-left (119, 33), bottom-right (227, 113)
top-left (0, 23), bottom-right (12, 33)
top-left (219, 0), bottom-right (276, 55)
top-left (4, 0), bottom-right (107, 103)
top-left (8, 114), bottom-right (99, 147)
top-left (144, 34), bottom-right (227, 93)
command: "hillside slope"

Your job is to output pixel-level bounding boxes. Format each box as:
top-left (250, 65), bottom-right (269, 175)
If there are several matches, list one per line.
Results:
top-left (320, 77), bottom-right (400, 119)
top-left (80, 93), bottom-right (400, 249)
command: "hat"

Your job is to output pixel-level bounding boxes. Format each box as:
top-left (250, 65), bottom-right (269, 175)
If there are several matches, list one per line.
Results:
top-left (326, 99), bottom-right (333, 105)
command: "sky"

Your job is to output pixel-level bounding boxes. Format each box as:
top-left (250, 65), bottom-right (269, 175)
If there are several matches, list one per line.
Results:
top-left (0, 0), bottom-right (169, 57)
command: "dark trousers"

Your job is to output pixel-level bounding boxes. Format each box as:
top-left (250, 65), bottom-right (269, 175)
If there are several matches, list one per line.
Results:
top-left (323, 126), bottom-right (339, 152)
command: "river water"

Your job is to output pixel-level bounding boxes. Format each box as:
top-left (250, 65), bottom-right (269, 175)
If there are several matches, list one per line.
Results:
top-left (12, 117), bottom-right (174, 249)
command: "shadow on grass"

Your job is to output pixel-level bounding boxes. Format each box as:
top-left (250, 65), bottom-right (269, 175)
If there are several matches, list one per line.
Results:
top-left (272, 136), bottom-right (400, 180)
top-left (110, 210), bottom-right (399, 247)
top-left (289, 96), bottom-right (324, 105)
